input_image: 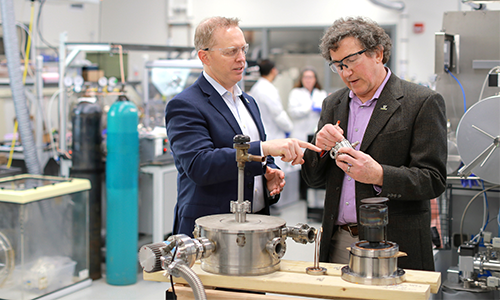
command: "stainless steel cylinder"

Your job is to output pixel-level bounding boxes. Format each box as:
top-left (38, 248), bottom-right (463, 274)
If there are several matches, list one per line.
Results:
top-left (341, 241), bottom-right (405, 285)
top-left (350, 241), bottom-right (398, 277)
top-left (194, 214), bottom-right (287, 275)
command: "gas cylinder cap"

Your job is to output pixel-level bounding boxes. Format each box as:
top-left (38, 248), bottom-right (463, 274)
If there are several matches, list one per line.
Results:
top-left (117, 95), bottom-right (129, 102)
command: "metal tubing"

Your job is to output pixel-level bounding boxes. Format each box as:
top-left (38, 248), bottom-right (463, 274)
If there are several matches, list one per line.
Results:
top-left (0, 0), bottom-right (41, 175)
top-left (285, 223), bottom-right (316, 244)
top-left (58, 32), bottom-right (70, 177)
top-left (35, 56), bottom-right (44, 164)
top-left (167, 261), bottom-right (207, 300)
top-left (474, 258), bottom-right (500, 272)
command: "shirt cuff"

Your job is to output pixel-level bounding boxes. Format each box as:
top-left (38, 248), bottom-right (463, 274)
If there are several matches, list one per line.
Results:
top-left (259, 141), bottom-right (268, 168)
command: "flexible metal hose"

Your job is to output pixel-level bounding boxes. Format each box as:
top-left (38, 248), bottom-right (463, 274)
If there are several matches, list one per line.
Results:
top-left (0, 0), bottom-right (41, 174)
top-left (167, 260), bottom-right (207, 300)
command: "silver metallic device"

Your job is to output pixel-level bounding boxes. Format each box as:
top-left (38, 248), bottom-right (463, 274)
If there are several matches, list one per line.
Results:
top-left (139, 127), bottom-right (173, 164)
top-left (445, 239), bottom-right (500, 293)
top-left (434, 11), bottom-right (500, 299)
top-left (329, 138), bottom-right (360, 160)
top-left (456, 95), bottom-right (500, 185)
top-left (445, 95), bottom-right (500, 297)
top-left (341, 197), bottom-right (406, 285)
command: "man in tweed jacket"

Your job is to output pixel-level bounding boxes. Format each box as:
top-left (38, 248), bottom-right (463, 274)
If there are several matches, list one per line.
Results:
top-left (302, 16), bottom-right (447, 271)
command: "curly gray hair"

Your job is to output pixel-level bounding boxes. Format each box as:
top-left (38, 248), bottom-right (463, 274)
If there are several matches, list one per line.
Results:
top-left (319, 16), bottom-right (392, 64)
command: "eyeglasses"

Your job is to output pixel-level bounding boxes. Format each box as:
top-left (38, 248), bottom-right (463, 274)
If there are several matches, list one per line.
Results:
top-left (202, 44), bottom-right (249, 57)
top-left (329, 49), bottom-right (367, 73)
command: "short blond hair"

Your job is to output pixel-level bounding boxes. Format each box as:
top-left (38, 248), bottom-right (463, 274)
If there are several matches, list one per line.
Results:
top-left (194, 17), bottom-right (240, 52)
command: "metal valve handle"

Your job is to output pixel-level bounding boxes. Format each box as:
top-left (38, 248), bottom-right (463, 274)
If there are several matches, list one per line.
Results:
top-left (231, 134), bottom-right (264, 222)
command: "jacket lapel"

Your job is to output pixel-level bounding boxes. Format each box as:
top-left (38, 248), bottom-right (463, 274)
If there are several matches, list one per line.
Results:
top-left (330, 89), bottom-right (350, 133)
top-left (240, 94), bottom-right (266, 141)
top-left (337, 93), bottom-right (351, 131)
top-left (198, 75), bottom-right (242, 135)
top-left (360, 74), bottom-right (402, 152)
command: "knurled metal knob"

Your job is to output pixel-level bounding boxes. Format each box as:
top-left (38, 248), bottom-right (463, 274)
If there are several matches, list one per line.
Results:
top-left (138, 243), bottom-right (166, 273)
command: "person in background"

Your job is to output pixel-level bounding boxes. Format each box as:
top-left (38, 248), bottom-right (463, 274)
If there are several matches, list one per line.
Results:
top-left (301, 16), bottom-right (447, 271)
top-left (165, 16), bottom-right (321, 237)
top-left (288, 67), bottom-right (327, 142)
top-left (288, 67), bottom-right (328, 200)
top-left (249, 59), bottom-right (293, 141)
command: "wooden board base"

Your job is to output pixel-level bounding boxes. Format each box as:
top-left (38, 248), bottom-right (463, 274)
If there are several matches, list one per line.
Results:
top-left (145, 260), bottom-right (440, 300)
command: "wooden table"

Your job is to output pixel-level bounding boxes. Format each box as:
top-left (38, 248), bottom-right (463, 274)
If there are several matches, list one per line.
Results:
top-left (144, 260), bottom-right (441, 300)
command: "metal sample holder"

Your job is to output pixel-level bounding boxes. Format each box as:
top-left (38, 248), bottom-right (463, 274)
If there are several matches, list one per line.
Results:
top-left (341, 197), bottom-right (406, 285)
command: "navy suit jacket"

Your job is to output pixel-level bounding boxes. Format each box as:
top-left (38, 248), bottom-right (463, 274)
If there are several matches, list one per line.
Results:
top-left (165, 73), bottom-right (279, 237)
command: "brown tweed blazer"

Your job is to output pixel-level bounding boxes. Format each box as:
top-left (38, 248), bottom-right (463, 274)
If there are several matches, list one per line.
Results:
top-left (302, 73), bottom-right (447, 271)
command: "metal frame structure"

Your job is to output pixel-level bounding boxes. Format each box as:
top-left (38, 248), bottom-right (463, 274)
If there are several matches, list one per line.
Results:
top-left (57, 32), bottom-right (195, 176)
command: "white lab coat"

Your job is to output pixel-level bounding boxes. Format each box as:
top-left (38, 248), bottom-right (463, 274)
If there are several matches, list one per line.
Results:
top-left (249, 77), bottom-right (293, 141)
top-left (287, 87), bottom-right (327, 142)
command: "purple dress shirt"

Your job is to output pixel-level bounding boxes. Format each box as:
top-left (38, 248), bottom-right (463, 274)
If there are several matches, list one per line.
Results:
top-left (336, 68), bottom-right (392, 225)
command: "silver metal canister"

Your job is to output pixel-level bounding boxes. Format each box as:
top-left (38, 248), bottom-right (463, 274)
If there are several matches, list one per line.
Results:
top-left (341, 198), bottom-right (406, 285)
top-left (342, 241), bottom-right (405, 285)
top-left (194, 214), bottom-right (287, 276)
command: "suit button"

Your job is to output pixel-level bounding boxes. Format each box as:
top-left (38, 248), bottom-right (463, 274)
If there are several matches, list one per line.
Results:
top-left (246, 172), bottom-right (251, 176)
top-left (335, 187), bottom-right (340, 191)
top-left (247, 183), bottom-right (252, 189)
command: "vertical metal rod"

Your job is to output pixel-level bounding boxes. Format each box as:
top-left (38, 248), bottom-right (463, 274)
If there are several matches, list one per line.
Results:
top-left (314, 227), bottom-right (322, 268)
top-left (58, 32), bottom-right (69, 176)
top-left (237, 167), bottom-right (244, 205)
top-left (143, 59), bottom-right (150, 128)
top-left (35, 56), bottom-right (44, 164)
top-left (236, 166), bottom-right (245, 222)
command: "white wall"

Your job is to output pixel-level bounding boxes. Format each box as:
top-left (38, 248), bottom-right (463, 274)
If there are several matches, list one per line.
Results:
top-left (4, 0), bottom-right (500, 85)
top-left (10, 1), bottom-right (100, 44)
top-left (103, 0), bottom-right (499, 85)
top-left (184, 0), bottom-right (495, 85)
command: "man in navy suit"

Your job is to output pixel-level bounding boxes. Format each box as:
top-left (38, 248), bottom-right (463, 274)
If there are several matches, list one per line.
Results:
top-left (165, 16), bottom-right (320, 237)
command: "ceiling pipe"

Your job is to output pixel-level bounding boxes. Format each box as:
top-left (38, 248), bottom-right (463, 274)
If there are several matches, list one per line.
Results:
top-left (369, 0), bottom-right (405, 11)
top-left (464, 2), bottom-right (487, 10)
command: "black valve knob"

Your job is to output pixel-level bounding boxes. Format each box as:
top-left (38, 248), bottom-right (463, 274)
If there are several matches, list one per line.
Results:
top-left (233, 134), bottom-right (250, 144)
